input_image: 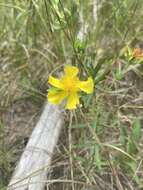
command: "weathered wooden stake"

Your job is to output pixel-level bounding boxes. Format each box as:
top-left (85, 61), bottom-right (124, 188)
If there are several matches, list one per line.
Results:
top-left (8, 103), bottom-right (63, 190)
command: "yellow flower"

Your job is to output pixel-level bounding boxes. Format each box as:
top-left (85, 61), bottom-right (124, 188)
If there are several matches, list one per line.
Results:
top-left (47, 65), bottom-right (94, 109)
top-left (132, 48), bottom-right (143, 59)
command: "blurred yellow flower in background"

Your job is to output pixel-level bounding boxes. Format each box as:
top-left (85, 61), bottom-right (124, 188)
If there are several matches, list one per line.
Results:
top-left (132, 48), bottom-right (143, 59)
top-left (47, 65), bottom-right (94, 109)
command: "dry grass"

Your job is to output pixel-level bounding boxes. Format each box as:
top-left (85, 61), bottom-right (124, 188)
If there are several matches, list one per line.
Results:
top-left (0, 0), bottom-right (143, 189)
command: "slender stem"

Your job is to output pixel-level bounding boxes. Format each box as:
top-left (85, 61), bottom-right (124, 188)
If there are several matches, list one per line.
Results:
top-left (68, 111), bottom-right (75, 190)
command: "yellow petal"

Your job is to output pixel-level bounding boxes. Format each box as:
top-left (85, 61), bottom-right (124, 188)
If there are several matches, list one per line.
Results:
top-left (48, 76), bottom-right (63, 89)
top-left (78, 77), bottom-right (94, 94)
top-left (64, 65), bottom-right (79, 77)
top-left (66, 92), bottom-right (80, 110)
top-left (48, 90), bottom-right (67, 104)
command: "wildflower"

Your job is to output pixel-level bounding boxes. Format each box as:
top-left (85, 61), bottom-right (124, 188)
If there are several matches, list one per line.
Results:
top-left (132, 48), bottom-right (143, 59)
top-left (47, 65), bottom-right (94, 109)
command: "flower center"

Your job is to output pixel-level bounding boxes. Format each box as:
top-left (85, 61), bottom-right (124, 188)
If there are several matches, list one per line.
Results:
top-left (61, 76), bottom-right (78, 92)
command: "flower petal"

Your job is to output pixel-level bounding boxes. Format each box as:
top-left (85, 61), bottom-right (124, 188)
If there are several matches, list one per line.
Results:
top-left (64, 65), bottom-right (79, 77)
top-left (48, 89), bottom-right (67, 104)
top-left (66, 92), bottom-right (80, 110)
top-left (78, 77), bottom-right (94, 94)
top-left (48, 76), bottom-right (63, 89)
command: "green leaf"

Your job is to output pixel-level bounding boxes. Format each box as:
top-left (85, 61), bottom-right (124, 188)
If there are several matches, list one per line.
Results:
top-left (74, 39), bottom-right (86, 53)
top-left (115, 69), bottom-right (123, 80)
top-left (93, 58), bottom-right (105, 74)
top-left (71, 123), bottom-right (86, 129)
top-left (94, 145), bottom-right (102, 170)
top-left (91, 121), bottom-right (97, 129)
top-left (82, 94), bottom-right (93, 108)
top-left (126, 119), bottom-right (141, 155)
top-left (120, 126), bottom-right (127, 146)
top-left (127, 138), bottom-right (138, 155)
top-left (131, 119), bottom-right (141, 142)
top-left (20, 76), bottom-right (31, 89)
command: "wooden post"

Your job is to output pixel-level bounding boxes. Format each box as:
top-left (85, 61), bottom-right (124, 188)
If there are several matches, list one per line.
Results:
top-left (8, 103), bottom-right (63, 190)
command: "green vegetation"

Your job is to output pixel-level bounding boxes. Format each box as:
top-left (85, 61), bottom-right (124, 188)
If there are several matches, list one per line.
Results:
top-left (0, 0), bottom-right (143, 189)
